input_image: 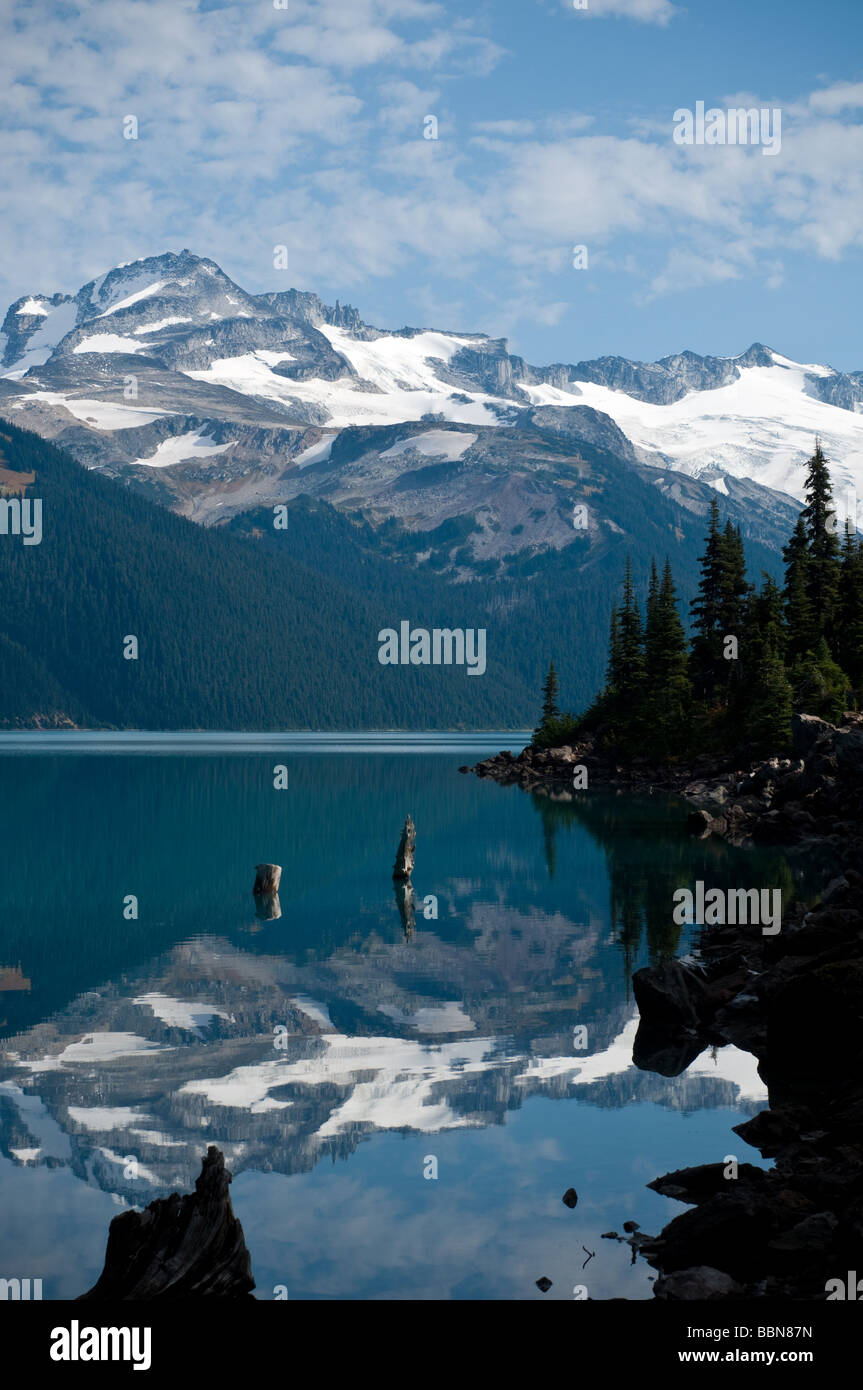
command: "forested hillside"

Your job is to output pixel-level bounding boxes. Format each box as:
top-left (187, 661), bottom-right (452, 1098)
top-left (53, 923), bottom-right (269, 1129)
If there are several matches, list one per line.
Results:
top-left (0, 421), bottom-right (786, 729)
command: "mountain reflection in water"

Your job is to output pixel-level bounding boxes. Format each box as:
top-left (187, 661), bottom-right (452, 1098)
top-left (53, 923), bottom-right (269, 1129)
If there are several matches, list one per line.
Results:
top-left (0, 739), bottom-right (827, 1299)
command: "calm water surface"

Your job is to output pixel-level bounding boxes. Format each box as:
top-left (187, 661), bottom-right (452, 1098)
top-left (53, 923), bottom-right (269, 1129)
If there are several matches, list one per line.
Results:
top-left (0, 733), bottom-right (825, 1300)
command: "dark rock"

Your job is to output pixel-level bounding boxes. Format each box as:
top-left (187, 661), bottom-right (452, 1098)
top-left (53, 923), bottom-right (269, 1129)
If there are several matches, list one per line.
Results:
top-left (763, 960), bottom-right (863, 1099)
top-left (562, 1187), bottom-right (578, 1209)
top-left (632, 1023), bottom-right (707, 1076)
top-left (535, 1276), bottom-right (553, 1292)
top-left (834, 725), bottom-right (863, 774)
top-left (654, 1266), bottom-right (744, 1300)
top-left (687, 808), bottom-right (713, 836)
top-left (648, 1162), bottom-right (768, 1206)
top-left (792, 713), bottom-right (835, 759)
top-left (79, 1147), bottom-right (255, 1300)
top-left (652, 1188), bottom-right (779, 1279)
top-left (632, 960), bottom-right (708, 1033)
top-left (767, 1211), bottom-right (837, 1256)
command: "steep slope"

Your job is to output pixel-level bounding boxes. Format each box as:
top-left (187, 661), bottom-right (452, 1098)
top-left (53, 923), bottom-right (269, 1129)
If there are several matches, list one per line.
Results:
top-left (0, 422), bottom-right (534, 730)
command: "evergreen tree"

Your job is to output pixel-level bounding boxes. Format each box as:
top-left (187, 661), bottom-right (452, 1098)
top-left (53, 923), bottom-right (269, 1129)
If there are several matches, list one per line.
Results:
top-left (801, 440), bottom-right (842, 644)
top-left (533, 659), bottom-right (565, 746)
top-left (644, 558), bottom-right (691, 756)
top-left (790, 637), bottom-right (850, 723)
top-left (719, 521), bottom-right (749, 635)
top-left (540, 660), bottom-right (560, 726)
top-left (744, 643), bottom-right (793, 756)
top-left (837, 520), bottom-right (863, 696)
top-left (617, 556), bottom-right (646, 711)
top-left (690, 497), bottom-right (727, 703)
top-left (599, 557), bottom-right (646, 748)
top-left (783, 516), bottom-right (814, 660)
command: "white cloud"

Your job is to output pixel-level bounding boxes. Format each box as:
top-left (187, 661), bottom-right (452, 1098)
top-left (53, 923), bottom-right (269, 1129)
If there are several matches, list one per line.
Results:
top-left (569, 0), bottom-right (678, 24)
top-left (0, 0), bottom-right (862, 329)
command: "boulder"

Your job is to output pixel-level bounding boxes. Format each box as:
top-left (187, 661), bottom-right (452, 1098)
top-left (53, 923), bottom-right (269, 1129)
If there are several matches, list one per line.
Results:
top-left (632, 960), bottom-right (708, 1033)
top-left (834, 725), bottom-right (863, 774)
top-left (792, 713), bottom-right (835, 759)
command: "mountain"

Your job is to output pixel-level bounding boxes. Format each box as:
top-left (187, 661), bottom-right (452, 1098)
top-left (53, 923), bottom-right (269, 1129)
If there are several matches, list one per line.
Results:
top-left (1, 250), bottom-right (859, 562)
top-left (0, 250), bottom-right (847, 730)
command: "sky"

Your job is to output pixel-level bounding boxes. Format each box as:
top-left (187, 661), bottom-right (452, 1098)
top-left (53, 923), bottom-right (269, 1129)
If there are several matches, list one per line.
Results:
top-left (1, 0), bottom-right (863, 369)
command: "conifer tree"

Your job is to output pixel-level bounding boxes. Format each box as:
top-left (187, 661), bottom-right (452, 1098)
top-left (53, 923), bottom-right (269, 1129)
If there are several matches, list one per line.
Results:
top-left (801, 440), bottom-right (842, 644)
top-left (534, 659), bottom-right (561, 744)
top-left (783, 516), bottom-right (813, 660)
top-left (600, 558), bottom-right (646, 747)
top-left (690, 497), bottom-right (727, 703)
top-left (837, 520), bottom-right (863, 695)
top-left (644, 558), bottom-right (691, 755)
top-left (617, 556), bottom-right (646, 709)
top-left (541, 659), bottom-right (560, 724)
top-left (744, 642), bottom-right (793, 755)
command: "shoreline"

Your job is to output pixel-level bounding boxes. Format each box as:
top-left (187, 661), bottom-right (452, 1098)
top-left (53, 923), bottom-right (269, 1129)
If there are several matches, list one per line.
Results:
top-left (466, 712), bottom-right (863, 1300)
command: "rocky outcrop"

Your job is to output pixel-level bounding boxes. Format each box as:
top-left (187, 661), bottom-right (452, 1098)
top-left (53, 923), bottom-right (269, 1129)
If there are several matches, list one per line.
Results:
top-left (468, 712), bottom-right (863, 861)
top-left (79, 1146), bottom-right (255, 1300)
top-left (633, 866), bottom-right (863, 1299)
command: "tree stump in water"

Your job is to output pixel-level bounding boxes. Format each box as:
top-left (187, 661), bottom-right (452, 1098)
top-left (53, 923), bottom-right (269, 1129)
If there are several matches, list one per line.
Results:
top-left (254, 863), bottom-right (282, 895)
top-left (78, 1146), bottom-right (255, 1299)
top-left (392, 816), bottom-right (416, 882)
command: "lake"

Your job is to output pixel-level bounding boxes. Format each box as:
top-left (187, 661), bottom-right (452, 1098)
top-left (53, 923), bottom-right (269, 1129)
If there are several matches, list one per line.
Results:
top-left (0, 733), bottom-right (824, 1300)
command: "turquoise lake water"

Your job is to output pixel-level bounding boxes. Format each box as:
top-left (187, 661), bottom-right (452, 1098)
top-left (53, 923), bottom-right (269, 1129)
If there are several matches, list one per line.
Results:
top-left (0, 734), bottom-right (824, 1300)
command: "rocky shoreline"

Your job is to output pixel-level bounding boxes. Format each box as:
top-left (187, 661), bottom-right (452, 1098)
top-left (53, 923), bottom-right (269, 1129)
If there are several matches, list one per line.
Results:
top-left (466, 713), bottom-right (863, 1300)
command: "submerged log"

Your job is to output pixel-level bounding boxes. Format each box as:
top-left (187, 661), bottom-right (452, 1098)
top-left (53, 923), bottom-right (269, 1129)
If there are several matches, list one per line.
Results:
top-left (254, 863), bottom-right (282, 895)
top-left (78, 1146), bottom-right (255, 1300)
top-left (392, 815), bottom-right (416, 881)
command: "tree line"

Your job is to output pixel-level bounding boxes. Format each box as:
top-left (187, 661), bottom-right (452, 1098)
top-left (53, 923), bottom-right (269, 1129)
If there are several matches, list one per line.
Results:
top-left (535, 441), bottom-right (863, 759)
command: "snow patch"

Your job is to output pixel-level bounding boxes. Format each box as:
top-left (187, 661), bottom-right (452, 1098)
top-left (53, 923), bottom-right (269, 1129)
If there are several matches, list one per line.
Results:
top-left (16, 298), bottom-right (48, 316)
top-left (0, 301), bottom-right (78, 377)
top-left (73, 333), bottom-right (146, 355)
top-left (97, 281), bottom-right (166, 317)
top-left (133, 317), bottom-right (193, 334)
top-left (380, 429), bottom-right (477, 460)
top-left (67, 1105), bottom-right (152, 1131)
top-left (14, 392), bottom-right (172, 430)
top-left (127, 431), bottom-right (232, 469)
top-left (17, 1032), bottom-right (173, 1072)
top-left (132, 992), bottom-right (233, 1033)
top-left (293, 435), bottom-right (335, 468)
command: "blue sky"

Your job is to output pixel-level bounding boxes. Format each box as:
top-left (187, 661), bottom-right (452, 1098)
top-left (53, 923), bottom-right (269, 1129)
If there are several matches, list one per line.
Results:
top-left (2, 0), bottom-right (863, 368)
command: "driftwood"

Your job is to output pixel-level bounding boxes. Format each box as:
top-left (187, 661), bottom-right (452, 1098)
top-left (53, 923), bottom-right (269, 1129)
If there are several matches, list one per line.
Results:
top-left (78, 1146), bottom-right (255, 1300)
top-left (392, 816), bottom-right (415, 882)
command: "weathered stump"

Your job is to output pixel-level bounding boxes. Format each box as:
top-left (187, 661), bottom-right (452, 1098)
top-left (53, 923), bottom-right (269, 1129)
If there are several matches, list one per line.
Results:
top-left (254, 892), bottom-right (281, 921)
top-left (253, 863), bottom-right (282, 895)
top-left (78, 1146), bottom-right (255, 1300)
top-left (392, 816), bottom-right (415, 882)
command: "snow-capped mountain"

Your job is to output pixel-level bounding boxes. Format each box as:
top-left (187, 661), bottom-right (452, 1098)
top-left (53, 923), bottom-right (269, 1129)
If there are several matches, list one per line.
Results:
top-left (2, 249), bottom-right (861, 539)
